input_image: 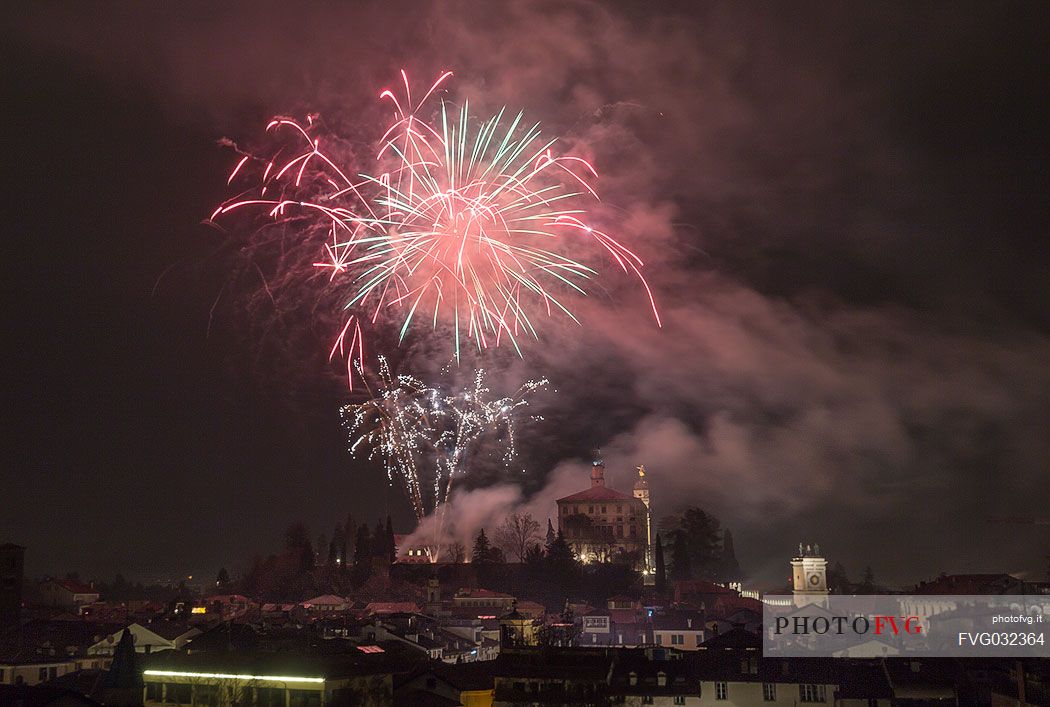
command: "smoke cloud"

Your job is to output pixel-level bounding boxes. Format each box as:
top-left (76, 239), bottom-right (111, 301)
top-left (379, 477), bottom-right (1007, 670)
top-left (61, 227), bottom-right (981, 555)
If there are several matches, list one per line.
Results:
top-left (10, 0), bottom-right (1048, 584)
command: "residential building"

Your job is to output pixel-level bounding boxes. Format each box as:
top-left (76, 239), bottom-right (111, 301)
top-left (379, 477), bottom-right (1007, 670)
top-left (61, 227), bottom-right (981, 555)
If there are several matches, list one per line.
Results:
top-left (652, 610), bottom-right (705, 651)
top-left (38, 580), bottom-right (100, 613)
top-left (697, 629), bottom-right (840, 707)
top-left (452, 589), bottom-right (515, 613)
top-left (0, 619), bottom-right (123, 685)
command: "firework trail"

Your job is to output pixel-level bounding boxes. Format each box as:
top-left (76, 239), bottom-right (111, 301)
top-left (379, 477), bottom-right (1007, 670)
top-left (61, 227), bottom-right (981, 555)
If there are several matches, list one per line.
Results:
top-left (339, 357), bottom-right (431, 520)
top-left (341, 358), bottom-right (548, 529)
top-left (213, 70), bottom-right (660, 389)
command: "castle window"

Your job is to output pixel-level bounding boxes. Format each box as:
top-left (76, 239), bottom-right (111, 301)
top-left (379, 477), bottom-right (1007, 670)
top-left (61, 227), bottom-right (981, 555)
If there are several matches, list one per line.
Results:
top-left (617, 505), bottom-right (622, 512)
top-left (799, 685), bottom-right (826, 703)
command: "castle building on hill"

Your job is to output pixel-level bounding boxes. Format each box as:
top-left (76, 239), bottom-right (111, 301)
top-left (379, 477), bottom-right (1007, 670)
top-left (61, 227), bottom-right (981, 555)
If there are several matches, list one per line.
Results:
top-left (555, 457), bottom-right (652, 571)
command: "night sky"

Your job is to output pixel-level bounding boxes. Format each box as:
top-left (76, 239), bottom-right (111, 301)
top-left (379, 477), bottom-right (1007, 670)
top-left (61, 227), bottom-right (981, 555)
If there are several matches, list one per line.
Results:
top-left (4, 1), bottom-right (1049, 587)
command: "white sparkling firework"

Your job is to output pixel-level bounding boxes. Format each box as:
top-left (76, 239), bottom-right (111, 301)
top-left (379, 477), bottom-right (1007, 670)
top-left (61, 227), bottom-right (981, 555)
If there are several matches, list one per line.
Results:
top-left (341, 359), bottom-right (548, 524)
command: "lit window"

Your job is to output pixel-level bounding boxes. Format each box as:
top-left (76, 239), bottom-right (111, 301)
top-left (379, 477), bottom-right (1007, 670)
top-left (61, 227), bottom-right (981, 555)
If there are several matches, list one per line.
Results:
top-left (716, 682), bottom-right (728, 700)
top-left (763, 683), bottom-right (776, 701)
top-left (799, 684), bottom-right (826, 703)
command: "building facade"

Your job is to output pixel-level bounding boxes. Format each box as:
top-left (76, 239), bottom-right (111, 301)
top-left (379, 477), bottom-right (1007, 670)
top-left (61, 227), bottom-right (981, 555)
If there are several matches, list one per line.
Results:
top-left (38, 579), bottom-right (100, 612)
top-left (556, 460), bottom-right (651, 567)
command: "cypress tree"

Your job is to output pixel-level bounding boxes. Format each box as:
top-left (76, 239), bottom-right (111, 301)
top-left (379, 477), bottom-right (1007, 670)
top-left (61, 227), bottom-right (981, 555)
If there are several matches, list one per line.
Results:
top-left (654, 534), bottom-right (666, 593)
top-left (671, 530), bottom-right (692, 581)
top-left (352, 523), bottom-right (372, 584)
top-left (471, 529), bottom-right (494, 564)
top-left (329, 524), bottom-right (343, 566)
top-left (343, 513), bottom-right (354, 564)
top-left (385, 516), bottom-right (396, 564)
top-left (354, 524), bottom-right (371, 567)
top-left (372, 519), bottom-right (386, 558)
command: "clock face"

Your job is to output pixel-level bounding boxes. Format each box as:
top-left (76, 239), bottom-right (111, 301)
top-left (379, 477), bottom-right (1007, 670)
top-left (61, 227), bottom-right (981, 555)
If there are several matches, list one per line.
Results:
top-left (809, 574), bottom-right (821, 586)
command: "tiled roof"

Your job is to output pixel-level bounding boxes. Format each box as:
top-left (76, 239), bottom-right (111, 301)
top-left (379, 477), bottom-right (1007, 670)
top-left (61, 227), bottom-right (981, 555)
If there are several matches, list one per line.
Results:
top-left (50, 579), bottom-right (98, 595)
top-left (556, 486), bottom-right (639, 503)
top-left (393, 689), bottom-right (459, 707)
top-left (912, 573), bottom-right (1021, 594)
top-left (515, 600), bottom-right (546, 618)
top-left (711, 595), bottom-right (763, 617)
top-left (365, 602), bottom-right (421, 615)
top-left (138, 620), bottom-right (198, 641)
top-left (609, 609), bottom-right (642, 625)
top-left (454, 589), bottom-right (512, 599)
top-left (302, 594), bottom-right (348, 606)
top-left (433, 660), bottom-right (498, 691)
top-left (651, 610), bottom-right (705, 631)
top-left (700, 627), bottom-right (761, 650)
top-left (143, 639), bottom-right (425, 679)
top-left (0, 619), bottom-right (122, 662)
top-left (0, 684), bottom-right (101, 707)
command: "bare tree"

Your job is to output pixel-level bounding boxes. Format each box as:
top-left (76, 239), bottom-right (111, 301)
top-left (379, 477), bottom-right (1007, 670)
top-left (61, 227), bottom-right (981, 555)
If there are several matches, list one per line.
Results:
top-left (493, 512), bottom-right (542, 563)
top-left (447, 541), bottom-right (466, 564)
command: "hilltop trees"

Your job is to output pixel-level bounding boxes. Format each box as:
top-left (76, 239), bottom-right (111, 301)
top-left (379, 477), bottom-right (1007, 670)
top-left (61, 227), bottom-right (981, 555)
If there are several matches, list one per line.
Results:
top-left (670, 530), bottom-right (692, 581)
top-left (470, 529), bottom-right (504, 565)
top-left (494, 512), bottom-right (541, 563)
top-left (660, 506), bottom-right (747, 582)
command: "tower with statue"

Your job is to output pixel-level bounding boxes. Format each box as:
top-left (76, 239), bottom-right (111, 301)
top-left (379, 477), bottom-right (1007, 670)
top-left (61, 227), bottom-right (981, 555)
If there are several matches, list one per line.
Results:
top-left (555, 453), bottom-right (652, 571)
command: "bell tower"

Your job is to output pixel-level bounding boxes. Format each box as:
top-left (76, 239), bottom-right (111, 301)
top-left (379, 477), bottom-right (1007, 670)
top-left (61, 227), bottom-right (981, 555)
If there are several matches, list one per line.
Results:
top-left (791, 543), bottom-right (828, 606)
top-left (590, 460), bottom-right (606, 487)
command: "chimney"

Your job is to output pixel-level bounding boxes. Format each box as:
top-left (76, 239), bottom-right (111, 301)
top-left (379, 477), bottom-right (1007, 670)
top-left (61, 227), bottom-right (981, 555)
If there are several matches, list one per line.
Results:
top-left (591, 461), bottom-right (605, 488)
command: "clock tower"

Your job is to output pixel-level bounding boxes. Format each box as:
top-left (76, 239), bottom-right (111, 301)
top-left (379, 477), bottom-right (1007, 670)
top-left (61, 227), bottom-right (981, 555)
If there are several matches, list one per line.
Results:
top-left (791, 543), bottom-right (828, 605)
